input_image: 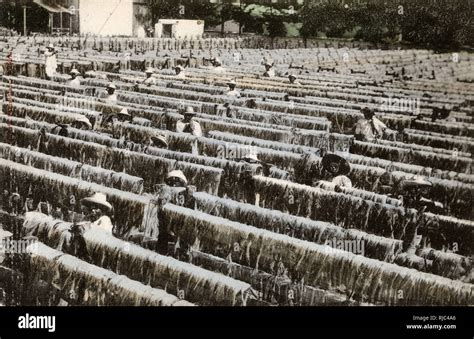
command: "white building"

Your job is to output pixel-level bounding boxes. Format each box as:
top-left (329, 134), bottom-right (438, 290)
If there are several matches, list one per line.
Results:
top-left (155, 19), bottom-right (204, 39)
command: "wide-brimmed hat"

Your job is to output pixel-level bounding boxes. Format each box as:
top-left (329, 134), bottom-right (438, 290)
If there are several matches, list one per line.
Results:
top-left (213, 58), bottom-right (222, 66)
top-left (243, 153), bottom-right (260, 163)
top-left (151, 134), bottom-right (168, 148)
top-left (145, 67), bottom-right (155, 74)
top-left (264, 62), bottom-right (273, 67)
top-left (70, 68), bottom-right (80, 75)
top-left (47, 43), bottom-right (55, 49)
top-left (166, 170), bottom-right (187, 186)
top-left (175, 65), bottom-right (184, 71)
top-left (81, 192), bottom-right (112, 211)
top-left (107, 82), bottom-right (116, 90)
top-left (322, 153), bottom-right (351, 176)
top-left (118, 108), bottom-right (131, 117)
top-left (73, 115), bottom-right (92, 129)
top-left (402, 175), bottom-right (432, 189)
top-left (288, 74), bottom-right (297, 79)
top-left (226, 79), bottom-right (237, 86)
top-left (183, 106), bottom-right (196, 115)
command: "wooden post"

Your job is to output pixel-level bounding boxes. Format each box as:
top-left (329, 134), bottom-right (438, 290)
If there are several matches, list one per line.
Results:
top-left (22, 6), bottom-right (27, 36)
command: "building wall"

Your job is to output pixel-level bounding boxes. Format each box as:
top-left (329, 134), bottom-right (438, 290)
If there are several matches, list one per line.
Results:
top-left (79, 0), bottom-right (133, 36)
top-left (155, 19), bottom-right (204, 39)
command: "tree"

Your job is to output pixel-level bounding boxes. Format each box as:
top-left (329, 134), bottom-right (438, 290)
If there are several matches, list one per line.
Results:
top-left (265, 13), bottom-right (287, 39)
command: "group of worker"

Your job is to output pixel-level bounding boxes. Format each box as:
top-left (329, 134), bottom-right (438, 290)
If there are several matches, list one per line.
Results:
top-left (40, 44), bottom-right (443, 257)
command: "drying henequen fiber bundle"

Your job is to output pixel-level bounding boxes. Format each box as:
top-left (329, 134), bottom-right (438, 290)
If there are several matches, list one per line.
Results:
top-left (193, 192), bottom-right (403, 262)
top-left (0, 143), bottom-right (144, 194)
top-left (161, 204), bottom-right (474, 306)
top-left (21, 213), bottom-right (253, 306)
top-left (252, 175), bottom-right (416, 241)
top-left (26, 242), bottom-right (193, 306)
top-left (0, 159), bottom-right (150, 236)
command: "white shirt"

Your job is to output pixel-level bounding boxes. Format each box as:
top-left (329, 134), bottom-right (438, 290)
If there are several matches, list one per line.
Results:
top-left (213, 66), bottom-right (226, 73)
top-left (91, 215), bottom-right (113, 234)
top-left (176, 120), bottom-right (202, 137)
top-left (143, 77), bottom-right (156, 86)
top-left (175, 72), bottom-right (186, 79)
top-left (226, 89), bottom-right (241, 97)
top-left (104, 93), bottom-right (118, 104)
top-left (68, 77), bottom-right (81, 87)
top-left (263, 69), bottom-right (275, 78)
top-left (44, 51), bottom-right (57, 77)
top-left (354, 117), bottom-right (387, 142)
top-left (332, 175), bottom-right (352, 188)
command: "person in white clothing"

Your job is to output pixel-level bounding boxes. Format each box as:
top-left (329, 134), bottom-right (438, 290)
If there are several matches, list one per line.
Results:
top-left (176, 106), bottom-right (202, 137)
top-left (225, 80), bottom-right (240, 97)
top-left (263, 62), bottom-right (275, 78)
top-left (80, 193), bottom-right (114, 234)
top-left (288, 74), bottom-right (302, 86)
top-left (143, 67), bottom-right (156, 86)
top-left (354, 107), bottom-right (387, 142)
top-left (174, 65), bottom-right (186, 79)
top-left (68, 69), bottom-right (81, 87)
top-left (103, 83), bottom-right (118, 104)
top-left (316, 153), bottom-right (352, 188)
top-left (44, 44), bottom-right (58, 79)
top-left (212, 58), bottom-right (226, 73)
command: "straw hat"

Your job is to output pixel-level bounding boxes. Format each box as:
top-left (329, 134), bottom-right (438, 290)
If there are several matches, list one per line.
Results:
top-left (183, 106), bottom-right (196, 115)
top-left (213, 58), bottom-right (222, 66)
top-left (73, 115), bottom-right (92, 129)
top-left (70, 68), bottom-right (80, 75)
top-left (151, 134), bottom-right (168, 148)
top-left (107, 82), bottom-right (116, 90)
top-left (288, 74), bottom-right (297, 79)
top-left (175, 65), bottom-right (184, 71)
top-left (322, 153), bottom-right (351, 176)
top-left (47, 43), bottom-right (55, 50)
top-left (226, 79), bottom-right (237, 86)
top-left (264, 62), bottom-right (273, 67)
top-left (243, 153), bottom-right (260, 163)
top-left (118, 108), bottom-right (131, 117)
top-left (81, 192), bottom-right (112, 211)
top-left (166, 170), bottom-right (187, 186)
top-left (402, 175), bottom-right (432, 189)
top-left (145, 67), bottom-right (155, 74)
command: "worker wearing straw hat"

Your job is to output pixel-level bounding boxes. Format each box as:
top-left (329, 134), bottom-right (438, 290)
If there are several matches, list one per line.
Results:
top-left (103, 107), bottom-right (132, 128)
top-left (263, 61), bottom-right (275, 78)
top-left (400, 175), bottom-right (435, 254)
top-left (44, 43), bottom-right (58, 79)
top-left (174, 65), bottom-right (186, 79)
top-left (176, 106), bottom-right (202, 137)
top-left (143, 67), bottom-right (156, 86)
top-left (354, 107), bottom-right (387, 142)
top-left (103, 82), bottom-right (118, 104)
top-left (80, 192), bottom-right (114, 235)
top-left (212, 58), bottom-right (225, 73)
top-left (165, 170), bottom-right (188, 188)
top-left (288, 73), bottom-right (302, 86)
top-left (317, 153), bottom-right (352, 188)
top-left (225, 79), bottom-right (240, 97)
top-left (68, 68), bottom-right (81, 87)
top-left (71, 114), bottom-right (92, 130)
top-left (150, 133), bottom-right (169, 149)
